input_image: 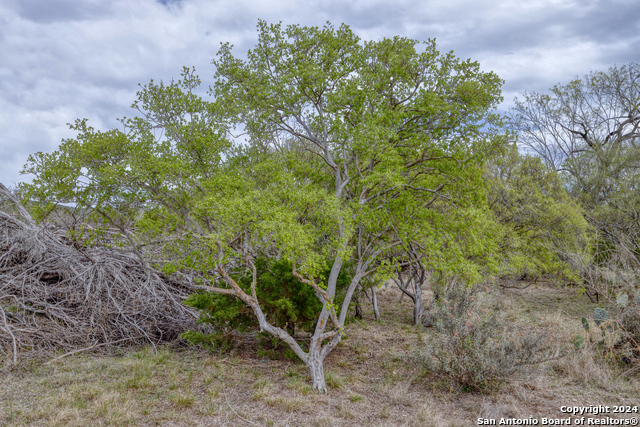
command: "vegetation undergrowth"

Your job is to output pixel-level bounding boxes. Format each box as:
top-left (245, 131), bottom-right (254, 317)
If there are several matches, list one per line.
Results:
top-left (416, 282), bottom-right (561, 392)
top-left (2, 284), bottom-right (638, 426)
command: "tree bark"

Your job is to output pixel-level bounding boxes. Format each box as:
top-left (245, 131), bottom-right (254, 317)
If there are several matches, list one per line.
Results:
top-left (307, 350), bottom-right (327, 393)
top-left (413, 284), bottom-right (423, 326)
top-left (393, 265), bottom-right (430, 326)
top-left (371, 286), bottom-right (381, 321)
top-left (412, 267), bottom-right (427, 326)
top-left (353, 292), bottom-right (363, 319)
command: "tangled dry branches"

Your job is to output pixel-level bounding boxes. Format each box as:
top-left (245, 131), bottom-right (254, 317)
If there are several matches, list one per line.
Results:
top-left (0, 183), bottom-right (201, 365)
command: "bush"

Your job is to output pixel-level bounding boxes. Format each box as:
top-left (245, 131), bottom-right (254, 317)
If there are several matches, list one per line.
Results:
top-left (181, 257), bottom-right (351, 352)
top-left (573, 292), bottom-right (640, 369)
top-left (416, 283), bottom-right (556, 392)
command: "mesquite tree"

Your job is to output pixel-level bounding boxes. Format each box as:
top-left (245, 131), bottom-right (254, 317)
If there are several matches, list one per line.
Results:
top-left (485, 145), bottom-right (590, 280)
top-left (21, 21), bottom-right (506, 392)
top-left (510, 63), bottom-right (640, 257)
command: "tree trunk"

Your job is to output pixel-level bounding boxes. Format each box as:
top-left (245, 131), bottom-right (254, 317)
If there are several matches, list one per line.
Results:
top-left (413, 284), bottom-right (423, 326)
top-left (307, 350), bottom-right (327, 393)
top-left (354, 293), bottom-right (363, 319)
top-left (371, 286), bottom-right (381, 321)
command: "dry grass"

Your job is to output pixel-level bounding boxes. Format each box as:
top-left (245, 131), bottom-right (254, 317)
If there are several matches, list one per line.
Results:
top-left (1, 281), bottom-right (639, 426)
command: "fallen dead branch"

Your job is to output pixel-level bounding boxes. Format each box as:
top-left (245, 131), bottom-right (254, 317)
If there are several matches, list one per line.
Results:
top-left (0, 183), bottom-right (202, 364)
top-left (45, 337), bottom-right (143, 365)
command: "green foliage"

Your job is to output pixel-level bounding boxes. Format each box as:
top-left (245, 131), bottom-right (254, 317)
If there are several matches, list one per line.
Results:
top-left (486, 145), bottom-right (591, 279)
top-left (416, 283), bottom-right (556, 392)
top-left (593, 308), bottom-right (609, 327)
top-left (213, 20), bottom-right (509, 283)
top-left (20, 22), bottom-right (508, 289)
top-left (19, 21), bottom-right (510, 390)
top-left (580, 308), bottom-right (620, 352)
top-left (182, 257), bottom-right (351, 349)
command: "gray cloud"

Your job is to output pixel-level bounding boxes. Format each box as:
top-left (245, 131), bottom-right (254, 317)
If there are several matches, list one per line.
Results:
top-left (1, 0), bottom-right (638, 186)
top-left (9, 0), bottom-right (111, 24)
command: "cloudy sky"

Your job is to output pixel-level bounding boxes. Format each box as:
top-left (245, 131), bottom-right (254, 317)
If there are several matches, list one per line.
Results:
top-left (1, 0), bottom-right (638, 186)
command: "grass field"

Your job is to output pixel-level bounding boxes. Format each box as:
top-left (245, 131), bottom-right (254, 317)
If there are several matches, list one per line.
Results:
top-left (1, 282), bottom-right (638, 426)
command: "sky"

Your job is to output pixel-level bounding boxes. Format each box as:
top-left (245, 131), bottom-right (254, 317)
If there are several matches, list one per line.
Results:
top-left (1, 0), bottom-right (639, 187)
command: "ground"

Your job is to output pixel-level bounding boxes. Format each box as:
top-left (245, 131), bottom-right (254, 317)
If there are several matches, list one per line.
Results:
top-left (1, 281), bottom-right (638, 426)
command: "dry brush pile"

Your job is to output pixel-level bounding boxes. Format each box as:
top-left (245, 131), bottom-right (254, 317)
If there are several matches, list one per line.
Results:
top-left (0, 183), bottom-right (202, 365)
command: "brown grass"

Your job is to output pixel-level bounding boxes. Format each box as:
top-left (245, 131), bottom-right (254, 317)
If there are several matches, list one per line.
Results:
top-left (1, 281), bottom-right (638, 426)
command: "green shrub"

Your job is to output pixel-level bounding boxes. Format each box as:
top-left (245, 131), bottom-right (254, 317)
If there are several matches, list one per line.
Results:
top-left (182, 257), bottom-right (351, 352)
top-left (416, 283), bottom-right (556, 392)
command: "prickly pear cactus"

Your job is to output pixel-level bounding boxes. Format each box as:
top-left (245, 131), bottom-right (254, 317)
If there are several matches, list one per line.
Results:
top-left (593, 308), bottom-right (608, 326)
top-left (578, 308), bottom-right (617, 346)
top-left (616, 293), bottom-right (629, 308)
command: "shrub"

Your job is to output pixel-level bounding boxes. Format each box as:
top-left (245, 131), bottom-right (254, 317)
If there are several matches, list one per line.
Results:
top-left (573, 290), bottom-right (640, 369)
top-left (182, 257), bottom-right (351, 352)
top-left (416, 283), bottom-right (556, 392)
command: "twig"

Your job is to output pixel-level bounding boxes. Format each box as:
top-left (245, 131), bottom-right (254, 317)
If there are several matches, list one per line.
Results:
top-left (0, 192), bottom-right (203, 360)
top-left (46, 337), bottom-right (140, 364)
top-left (46, 341), bottom-right (100, 364)
top-left (224, 390), bottom-right (261, 426)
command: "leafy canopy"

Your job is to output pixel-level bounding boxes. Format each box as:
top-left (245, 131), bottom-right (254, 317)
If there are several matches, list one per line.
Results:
top-left (510, 63), bottom-right (640, 260)
top-left (211, 21), bottom-right (508, 284)
top-left (486, 146), bottom-right (591, 279)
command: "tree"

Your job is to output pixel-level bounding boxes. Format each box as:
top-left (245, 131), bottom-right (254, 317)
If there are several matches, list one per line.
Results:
top-left (485, 145), bottom-right (591, 281)
top-left (509, 63), bottom-right (640, 263)
top-left (388, 197), bottom-right (503, 327)
top-left (22, 21), bottom-right (507, 392)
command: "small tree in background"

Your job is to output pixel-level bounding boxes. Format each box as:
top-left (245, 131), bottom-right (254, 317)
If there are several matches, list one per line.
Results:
top-left (485, 145), bottom-right (591, 281)
top-left (509, 63), bottom-right (640, 278)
